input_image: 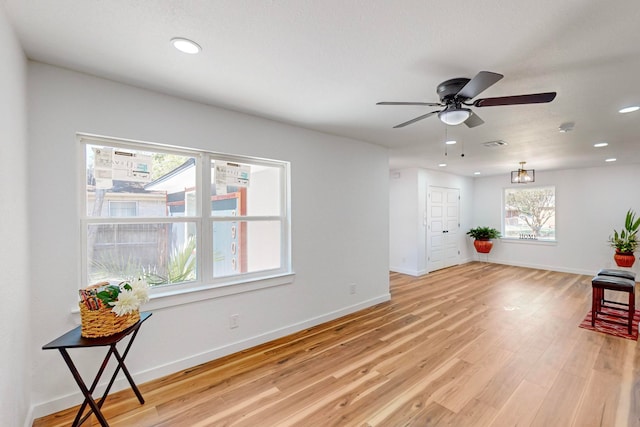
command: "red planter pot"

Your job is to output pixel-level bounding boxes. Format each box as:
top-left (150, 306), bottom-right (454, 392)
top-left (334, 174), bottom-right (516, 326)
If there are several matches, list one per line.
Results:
top-left (614, 251), bottom-right (636, 268)
top-left (473, 239), bottom-right (494, 254)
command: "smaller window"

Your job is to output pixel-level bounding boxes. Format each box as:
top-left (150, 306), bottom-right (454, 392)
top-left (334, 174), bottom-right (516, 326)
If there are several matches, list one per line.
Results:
top-left (108, 201), bottom-right (138, 217)
top-left (504, 186), bottom-right (556, 241)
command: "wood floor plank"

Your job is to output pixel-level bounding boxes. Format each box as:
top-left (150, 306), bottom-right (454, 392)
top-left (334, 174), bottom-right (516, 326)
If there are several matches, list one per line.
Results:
top-left (361, 356), bottom-right (464, 426)
top-left (475, 352), bottom-right (540, 410)
top-left (529, 370), bottom-right (587, 427)
top-left (572, 369), bottom-right (622, 427)
top-left (525, 334), bottom-right (580, 389)
top-left (33, 263), bottom-right (640, 427)
top-left (445, 398), bottom-right (498, 427)
top-left (488, 379), bottom-right (548, 427)
top-left (431, 346), bottom-right (514, 413)
top-left (563, 331), bottom-right (605, 379)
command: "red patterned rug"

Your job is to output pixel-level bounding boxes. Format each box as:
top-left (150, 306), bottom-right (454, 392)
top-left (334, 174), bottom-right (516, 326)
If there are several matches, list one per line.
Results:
top-left (579, 307), bottom-right (640, 340)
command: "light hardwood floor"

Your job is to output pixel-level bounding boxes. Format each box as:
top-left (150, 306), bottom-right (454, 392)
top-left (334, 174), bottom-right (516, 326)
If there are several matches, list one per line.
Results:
top-left (34, 262), bottom-right (640, 426)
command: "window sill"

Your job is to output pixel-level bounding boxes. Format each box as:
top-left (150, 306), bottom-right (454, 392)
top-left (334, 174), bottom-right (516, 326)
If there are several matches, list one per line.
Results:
top-left (148, 272), bottom-right (295, 310)
top-left (500, 238), bottom-right (557, 246)
top-left (71, 272), bottom-right (295, 317)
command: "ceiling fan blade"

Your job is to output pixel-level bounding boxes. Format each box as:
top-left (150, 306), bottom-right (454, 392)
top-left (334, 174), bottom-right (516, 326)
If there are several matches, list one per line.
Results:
top-left (393, 110), bottom-right (440, 128)
top-left (377, 101), bottom-right (442, 107)
top-left (473, 92), bottom-right (557, 107)
top-left (457, 71), bottom-right (504, 99)
top-left (464, 111), bottom-right (484, 128)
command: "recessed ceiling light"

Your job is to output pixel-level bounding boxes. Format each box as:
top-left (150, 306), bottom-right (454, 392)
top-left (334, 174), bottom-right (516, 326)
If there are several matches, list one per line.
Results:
top-left (605, 158), bottom-right (617, 162)
top-left (619, 106), bottom-right (639, 114)
top-left (473, 172), bottom-right (481, 175)
top-left (171, 37), bottom-right (201, 54)
top-left (438, 163), bottom-right (447, 167)
top-left (593, 142), bottom-right (608, 148)
top-left (445, 140), bottom-right (457, 145)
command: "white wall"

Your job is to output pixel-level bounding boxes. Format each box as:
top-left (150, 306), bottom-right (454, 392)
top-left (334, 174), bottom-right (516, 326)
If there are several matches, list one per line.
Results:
top-left (389, 169), bottom-right (420, 274)
top-left (0, 5), bottom-right (30, 427)
top-left (472, 165), bottom-right (640, 275)
top-left (28, 62), bottom-right (390, 418)
top-left (389, 168), bottom-right (474, 276)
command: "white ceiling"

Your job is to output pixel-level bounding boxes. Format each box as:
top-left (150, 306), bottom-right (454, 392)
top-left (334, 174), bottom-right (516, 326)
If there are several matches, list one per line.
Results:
top-left (3, 0), bottom-right (640, 177)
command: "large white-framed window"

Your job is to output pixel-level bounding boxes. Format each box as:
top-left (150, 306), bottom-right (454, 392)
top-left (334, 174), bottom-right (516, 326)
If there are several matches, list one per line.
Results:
top-left (80, 133), bottom-right (291, 297)
top-left (503, 185), bottom-right (556, 241)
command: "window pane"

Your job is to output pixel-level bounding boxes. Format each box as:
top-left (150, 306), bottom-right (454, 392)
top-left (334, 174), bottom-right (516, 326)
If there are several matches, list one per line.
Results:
top-left (86, 144), bottom-right (196, 217)
top-left (87, 222), bottom-right (197, 286)
top-left (211, 160), bottom-right (281, 216)
top-left (504, 186), bottom-right (556, 240)
top-left (213, 220), bottom-right (281, 278)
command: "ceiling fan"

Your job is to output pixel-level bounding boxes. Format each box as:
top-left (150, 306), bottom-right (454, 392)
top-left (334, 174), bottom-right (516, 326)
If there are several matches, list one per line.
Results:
top-left (377, 71), bottom-right (556, 128)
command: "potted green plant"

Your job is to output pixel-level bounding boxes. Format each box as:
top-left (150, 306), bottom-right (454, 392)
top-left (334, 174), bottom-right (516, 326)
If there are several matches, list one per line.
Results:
top-left (608, 209), bottom-right (640, 267)
top-left (467, 226), bottom-right (501, 253)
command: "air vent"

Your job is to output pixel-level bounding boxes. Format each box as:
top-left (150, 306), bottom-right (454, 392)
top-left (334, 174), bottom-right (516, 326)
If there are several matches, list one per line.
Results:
top-left (482, 140), bottom-right (508, 148)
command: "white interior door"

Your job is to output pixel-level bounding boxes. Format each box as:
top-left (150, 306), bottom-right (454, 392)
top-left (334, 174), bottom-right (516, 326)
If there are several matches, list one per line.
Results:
top-left (428, 186), bottom-right (460, 272)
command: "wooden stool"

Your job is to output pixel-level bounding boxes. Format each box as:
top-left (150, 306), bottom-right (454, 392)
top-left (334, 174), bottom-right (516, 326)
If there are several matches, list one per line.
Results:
top-left (591, 275), bottom-right (636, 335)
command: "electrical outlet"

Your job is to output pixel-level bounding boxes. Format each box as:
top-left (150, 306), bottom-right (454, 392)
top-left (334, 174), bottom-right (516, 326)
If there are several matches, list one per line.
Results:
top-left (229, 314), bottom-right (240, 329)
top-left (349, 283), bottom-right (357, 295)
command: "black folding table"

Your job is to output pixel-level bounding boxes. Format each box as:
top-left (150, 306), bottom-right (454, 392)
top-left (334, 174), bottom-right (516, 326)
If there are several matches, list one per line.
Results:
top-left (42, 312), bottom-right (152, 426)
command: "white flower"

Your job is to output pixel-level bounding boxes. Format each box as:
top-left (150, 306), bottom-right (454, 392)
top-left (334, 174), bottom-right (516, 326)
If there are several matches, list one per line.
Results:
top-left (129, 278), bottom-right (149, 304)
top-left (109, 289), bottom-right (140, 316)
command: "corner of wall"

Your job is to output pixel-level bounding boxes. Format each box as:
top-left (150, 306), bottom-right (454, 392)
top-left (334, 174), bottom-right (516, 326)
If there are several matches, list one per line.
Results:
top-left (0, 5), bottom-right (31, 427)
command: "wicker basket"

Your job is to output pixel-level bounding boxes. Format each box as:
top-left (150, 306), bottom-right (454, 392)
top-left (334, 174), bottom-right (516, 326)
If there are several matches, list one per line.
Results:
top-left (79, 303), bottom-right (140, 338)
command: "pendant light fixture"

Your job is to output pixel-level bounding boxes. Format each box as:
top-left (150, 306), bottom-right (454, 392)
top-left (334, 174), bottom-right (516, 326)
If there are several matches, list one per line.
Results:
top-left (511, 161), bottom-right (535, 183)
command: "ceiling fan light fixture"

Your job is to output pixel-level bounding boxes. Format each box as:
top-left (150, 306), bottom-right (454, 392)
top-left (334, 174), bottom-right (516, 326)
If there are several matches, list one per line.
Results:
top-left (438, 108), bottom-right (471, 126)
top-left (511, 162), bottom-right (535, 184)
top-left (379, 71), bottom-right (555, 129)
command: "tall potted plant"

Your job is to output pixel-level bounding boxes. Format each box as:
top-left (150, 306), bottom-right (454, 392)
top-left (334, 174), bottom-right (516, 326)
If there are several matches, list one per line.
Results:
top-left (467, 226), bottom-right (501, 254)
top-left (609, 209), bottom-right (640, 267)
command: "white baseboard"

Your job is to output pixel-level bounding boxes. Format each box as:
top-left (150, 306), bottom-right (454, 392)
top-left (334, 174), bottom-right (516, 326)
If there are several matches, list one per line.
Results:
top-left (483, 258), bottom-right (598, 276)
top-left (29, 293), bottom-right (391, 421)
top-left (389, 266), bottom-right (421, 276)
